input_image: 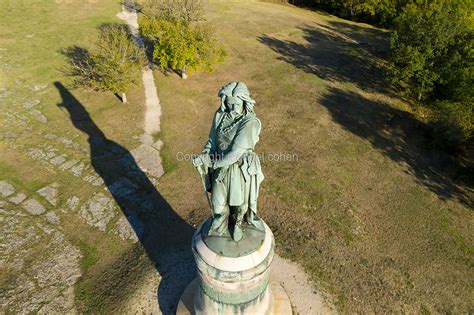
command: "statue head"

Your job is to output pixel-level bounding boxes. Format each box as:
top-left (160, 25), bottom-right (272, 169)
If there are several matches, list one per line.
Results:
top-left (218, 81), bottom-right (256, 116)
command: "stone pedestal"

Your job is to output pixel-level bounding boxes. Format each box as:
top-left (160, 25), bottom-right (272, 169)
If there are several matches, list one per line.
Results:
top-left (177, 218), bottom-right (291, 315)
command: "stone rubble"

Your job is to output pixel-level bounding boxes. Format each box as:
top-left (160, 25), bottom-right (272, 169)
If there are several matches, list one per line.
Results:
top-left (22, 199), bottom-right (46, 215)
top-left (112, 215), bottom-right (142, 242)
top-left (29, 109), bottom-right (48, 123)
top-left (46, 211), bottom-right (60, 225)
top-left (79, 192), bottom-right (116, 231)
top-left (23, 99), bottom-right (40, 109)
top-left (65, 196), bottom-right (80, 212)
top-left (0, 180), bottom-right (15, 197)
top-left (1, 182), bottom-right (82, 314)
top-left (9, 192), bottom-right (27, 205)
top-left (36, 184), bottom-right (59, 206)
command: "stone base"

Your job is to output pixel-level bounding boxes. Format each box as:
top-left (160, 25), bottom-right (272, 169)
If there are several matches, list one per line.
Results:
top-left (177, 279), bottom-right (292, 315)
top-left (176, 218), bottom-right (292, 315)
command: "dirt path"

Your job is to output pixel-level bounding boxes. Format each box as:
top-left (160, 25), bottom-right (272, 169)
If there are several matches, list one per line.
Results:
top-left (116, 3), bottom-right (334, 314)
top-left (272, 255), bottom-right (335, 314)
top-left (117, 3), bottom-right (161, 135)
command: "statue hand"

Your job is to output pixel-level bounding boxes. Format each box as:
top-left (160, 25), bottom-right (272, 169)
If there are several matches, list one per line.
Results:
top-left (193, 153), bottom-right (212, 168)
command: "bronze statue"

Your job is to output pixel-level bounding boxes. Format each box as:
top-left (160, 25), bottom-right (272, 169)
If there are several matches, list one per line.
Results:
top-left (193, 82), bottom-right (264, 241)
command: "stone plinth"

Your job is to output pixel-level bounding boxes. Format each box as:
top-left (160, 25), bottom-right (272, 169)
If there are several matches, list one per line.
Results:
top-left (177, 218), bottom-right (291, 315)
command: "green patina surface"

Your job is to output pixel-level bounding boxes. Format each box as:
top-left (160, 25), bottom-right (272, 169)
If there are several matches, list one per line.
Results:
top-left (199, 273), bottom-right (270, 305)
top-left (201, 217), bottom-right (265, 257)
top-left (193, 82), bottom-right (265, 242)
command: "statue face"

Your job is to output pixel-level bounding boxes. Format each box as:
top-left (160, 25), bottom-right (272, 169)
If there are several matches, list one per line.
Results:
top-left (225, 96), bottom-right (243, 114)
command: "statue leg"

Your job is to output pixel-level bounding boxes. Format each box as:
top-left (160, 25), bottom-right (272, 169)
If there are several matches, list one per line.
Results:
top-left (232, 204), bottom-right (247, 241)
top-left (209, 180), bottom-right (230, 236)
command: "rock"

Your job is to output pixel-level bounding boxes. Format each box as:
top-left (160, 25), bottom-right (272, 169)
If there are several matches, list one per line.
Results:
top-left (130, 144), bottom-right (164, 179)
top-left (23, 99), bottom-right (40, 109)
top-left (108, 178), bottom-right (138, 198)
top-left (0, 180), bottom-right (15, 197)
top-left (58, 137), bottom-right (73, 146)
top-left (37, 222), bottom-right (55, 234)
top-left (26, 148), bottom-right (47, 161)
top-left (113, 214), bottom-right (144, 242)
top-left (66, 196), bottom-right (80, 212)
top-left (22, 199), bottom-right (46, 215)
top-left (50, 155), bottom-right (66, 166)
top-left (83, 174), bottom-right (97, 183)
top-left (70, 162), bottom-right (85, 176)
top-left (59, 159), bottom-right (78, 171)
top-left (2, 131), bottom-right (17, 143)
top-left (92, 177), bottom-right (104, 186)
top-left (9, 192), bottom-right (27, 205)
top-left (25, 33), bottom-right (35, 38)
top-left (32, 84), bottom-right (47, 91)
top-left (2, 231), bottom-right (83, 314)
top-left (46, 211), bottom-right (60, 224)
top-left (36, 185), bottom-right (58, 206)
top-left (152, 139), bottom-right (163, 151)
top-left (45, 146), bottom-right (57, 159)
top-left (83, 174), bottom-right (105, 187)
top-left (45, 133), bottom-right (57, 140)
top-left (79, 193), bottom-right (116, 231)
top-left (29, 109), bottom-right (48, 123)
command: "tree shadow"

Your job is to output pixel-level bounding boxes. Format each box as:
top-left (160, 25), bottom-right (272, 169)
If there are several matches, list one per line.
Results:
top-left (257, 24), bottom-right (392, 95)
top-left (54, 82), bottom-right (196, 314)
top-left (320, 86), bottom-right (473, 208)
top-left (324, 20), bottom-right (389, 58)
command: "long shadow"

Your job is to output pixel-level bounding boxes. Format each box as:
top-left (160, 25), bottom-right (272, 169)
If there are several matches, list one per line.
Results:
top-left (54, 82), bottom-right (196, 314)
top-left (320, 86), bottom-right (473, 208)
top-left (257, 24), bottom-right (392, 95)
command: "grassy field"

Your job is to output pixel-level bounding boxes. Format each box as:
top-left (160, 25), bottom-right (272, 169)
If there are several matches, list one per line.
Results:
top-left (0, 0), bottom-right (472, 313)
top-left (0, 1), bottom-right (153, 312)
top-left (153, 1), bottom-right (473, 313)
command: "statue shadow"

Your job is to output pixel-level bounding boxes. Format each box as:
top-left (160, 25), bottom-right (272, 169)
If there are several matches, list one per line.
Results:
top-left (54, 82), bottom-right (196, 314)
top-left (320, 86), bottom-right (473, 208)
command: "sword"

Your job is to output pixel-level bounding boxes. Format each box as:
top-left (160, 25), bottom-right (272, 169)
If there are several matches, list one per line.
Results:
top-left (193, 157), bottom-right (213, 213)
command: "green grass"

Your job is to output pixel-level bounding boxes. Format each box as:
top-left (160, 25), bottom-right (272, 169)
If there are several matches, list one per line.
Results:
top-left (77, 240), bottom-right (99, 271)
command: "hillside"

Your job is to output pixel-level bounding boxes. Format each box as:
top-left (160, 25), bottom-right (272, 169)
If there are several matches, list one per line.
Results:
top-left (155, 1), bottom-right (473, 313)
top-left (0, 0), bottom-right (472, 313)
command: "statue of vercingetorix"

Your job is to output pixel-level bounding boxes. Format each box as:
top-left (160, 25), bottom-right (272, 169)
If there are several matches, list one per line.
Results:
top-left (193, 82), bottom-right (264, 242)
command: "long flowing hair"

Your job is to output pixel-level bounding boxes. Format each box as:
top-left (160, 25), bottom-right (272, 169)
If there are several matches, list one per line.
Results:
top-left (218, 81), bottom-right (256, 116)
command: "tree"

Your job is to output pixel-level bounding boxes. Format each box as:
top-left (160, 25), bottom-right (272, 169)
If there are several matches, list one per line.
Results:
top-left (64, 23), bottom-right (146, 103)
top-left (389, 2), bottom-right (473, 149)
top-left (138, 0), bottom-right (226, 78)
top-left (389, 2), bottom-right (471, 101)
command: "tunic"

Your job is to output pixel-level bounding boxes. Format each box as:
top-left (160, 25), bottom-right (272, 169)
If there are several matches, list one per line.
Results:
top-left (203, 109), bottom-right (264, 224)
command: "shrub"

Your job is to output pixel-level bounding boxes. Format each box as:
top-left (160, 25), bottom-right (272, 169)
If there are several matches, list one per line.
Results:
top-left (64, 23), bottom-right (146, 103)
top-left (429, 100), bottom-right (473, 151)
top-left (138, 0), bottom-right (226, 78)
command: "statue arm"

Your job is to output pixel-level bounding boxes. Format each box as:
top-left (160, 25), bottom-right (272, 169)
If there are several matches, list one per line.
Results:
top-left (213, 118), bottom-right (260, 169)
top-left (213, 146), bottom-right (247, 169)
top-left (202, 111), bottom-right (219, 154)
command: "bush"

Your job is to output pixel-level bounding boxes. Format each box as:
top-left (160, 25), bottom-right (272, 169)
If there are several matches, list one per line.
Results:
top-left (429, 100), bottom-right (473, 151)
top-left (138, 0), bottom-right (226, 78)
top-left (64, 23), bottom-right (146, 103)
top-left (386, 2), bottom-right (473, 149)
top-left (389, 2), bottom-right (471, 101)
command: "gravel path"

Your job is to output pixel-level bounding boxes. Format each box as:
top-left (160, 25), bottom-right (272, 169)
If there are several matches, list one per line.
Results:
top-left (117, 3), bottom-right (161, 135)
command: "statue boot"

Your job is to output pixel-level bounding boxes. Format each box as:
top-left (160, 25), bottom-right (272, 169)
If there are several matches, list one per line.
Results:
top-left (209, 205), bottom-right (229, 236)
top-left (232, 222), bottom-right (243, 241)
top-left (232, 206), bottom-right (246, 241)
